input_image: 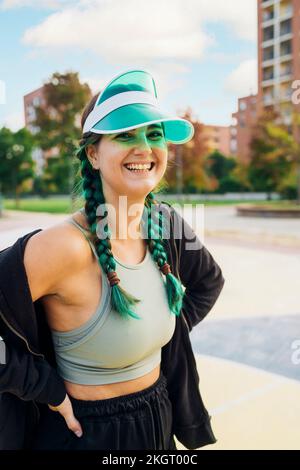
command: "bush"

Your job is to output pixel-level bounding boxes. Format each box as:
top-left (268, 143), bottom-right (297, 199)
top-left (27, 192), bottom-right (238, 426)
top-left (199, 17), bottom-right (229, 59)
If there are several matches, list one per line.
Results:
top-left (277, 170), bottom-right (298, 200)
top-left (279, 183), bottom-right (297, 200)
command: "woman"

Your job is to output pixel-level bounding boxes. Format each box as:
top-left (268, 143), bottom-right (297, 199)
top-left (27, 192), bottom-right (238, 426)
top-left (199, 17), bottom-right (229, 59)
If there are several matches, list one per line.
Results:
top-left (2, 69), bottom-right (224, 450)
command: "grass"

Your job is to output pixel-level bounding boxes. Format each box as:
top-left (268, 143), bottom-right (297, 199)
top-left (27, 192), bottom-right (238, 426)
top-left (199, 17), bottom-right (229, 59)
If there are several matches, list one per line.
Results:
top-left (3, 196), bottom-right (84, 214)
top-left (2, 196), bottom-right (300, 213)
top-left (158, 198), bottom-right (300, 209)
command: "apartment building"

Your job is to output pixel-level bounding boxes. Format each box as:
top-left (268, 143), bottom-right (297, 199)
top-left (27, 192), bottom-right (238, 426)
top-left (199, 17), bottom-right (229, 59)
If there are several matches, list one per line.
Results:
top-left (231, 94), bottom-right (258, 163)
top-left (258, 0), bottom-right (300, 126)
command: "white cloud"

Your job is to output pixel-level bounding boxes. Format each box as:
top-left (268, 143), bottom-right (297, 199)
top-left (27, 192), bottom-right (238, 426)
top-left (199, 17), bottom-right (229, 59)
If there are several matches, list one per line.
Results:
top-left (0, 0), bottom-right (74, 10)
top-left (189, 0), bottom-right (257, 42)
top-left (3, 0), bottom-right (257, 122)
top-left (1, 111), bottom-right (25, 131)
top-left (81, 77), bottom-right (105, 95)
top-left (82, 62), bottom-right (190, 107)
top-left (20, 0), bottom-right (256, 64)
top-left (224, 59), bottom-right (258, 97)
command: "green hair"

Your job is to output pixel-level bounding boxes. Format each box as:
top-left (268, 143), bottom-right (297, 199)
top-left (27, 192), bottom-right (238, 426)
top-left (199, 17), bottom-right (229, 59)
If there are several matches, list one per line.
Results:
top-left (75, 134), bottom-right (184, 321)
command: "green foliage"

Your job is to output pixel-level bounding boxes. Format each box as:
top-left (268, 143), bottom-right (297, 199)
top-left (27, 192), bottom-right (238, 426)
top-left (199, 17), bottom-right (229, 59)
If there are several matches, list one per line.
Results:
top-left (32, 71), bottom-right (91, 194)
top-left (0, 127), bottom-right (35, 203)
top-left (276, 169), bottom-right (298, 200)
top-left (248, 111), bottom-right (297, 196)
top-left (204, 150), bottom-right (248, 193)
top-left (206, 150), bottom-right (236, 180)
top-left (165, 109), bottom-right (213, 193)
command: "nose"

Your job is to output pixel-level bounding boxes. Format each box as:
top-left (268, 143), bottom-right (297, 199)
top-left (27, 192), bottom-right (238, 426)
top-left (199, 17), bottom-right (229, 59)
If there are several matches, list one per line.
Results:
top-left (133, 133), bottom-right (153, 154)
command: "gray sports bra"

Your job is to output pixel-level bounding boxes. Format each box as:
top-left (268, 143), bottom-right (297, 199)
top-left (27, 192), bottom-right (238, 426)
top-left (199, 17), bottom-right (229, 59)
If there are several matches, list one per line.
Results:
top-left (50, 209), bottom-right (176, 385)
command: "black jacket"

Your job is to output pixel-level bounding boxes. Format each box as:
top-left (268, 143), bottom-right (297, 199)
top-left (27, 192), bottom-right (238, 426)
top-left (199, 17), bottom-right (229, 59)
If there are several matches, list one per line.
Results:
top-left (0, 202), bottom-right (225, 450)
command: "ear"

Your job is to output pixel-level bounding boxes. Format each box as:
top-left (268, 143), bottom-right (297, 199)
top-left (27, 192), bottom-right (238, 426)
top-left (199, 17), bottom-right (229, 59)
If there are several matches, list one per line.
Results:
top-left (86, 144), bottom-right (99, 169)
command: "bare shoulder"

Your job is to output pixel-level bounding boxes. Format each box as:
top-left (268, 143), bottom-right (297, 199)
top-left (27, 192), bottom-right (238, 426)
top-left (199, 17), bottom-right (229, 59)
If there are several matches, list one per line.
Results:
top-left (24, 216), bottom-right (92, 302)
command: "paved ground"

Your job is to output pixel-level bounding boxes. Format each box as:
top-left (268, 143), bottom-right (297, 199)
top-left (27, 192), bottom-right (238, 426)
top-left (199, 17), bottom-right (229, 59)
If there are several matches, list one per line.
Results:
top-left (1, 206), bottom-right (299, 450)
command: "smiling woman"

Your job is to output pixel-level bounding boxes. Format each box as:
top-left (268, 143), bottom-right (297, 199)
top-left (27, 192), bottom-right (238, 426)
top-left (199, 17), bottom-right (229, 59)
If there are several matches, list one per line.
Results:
top-left (24, 69), bottom-right (218, 452)
top-left (0, 68), bottom-right (225, 452)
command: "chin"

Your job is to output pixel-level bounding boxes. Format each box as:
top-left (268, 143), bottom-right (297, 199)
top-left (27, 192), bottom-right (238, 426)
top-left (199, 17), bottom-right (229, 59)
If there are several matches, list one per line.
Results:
top-left (124, 185), bottom-right (155, 201)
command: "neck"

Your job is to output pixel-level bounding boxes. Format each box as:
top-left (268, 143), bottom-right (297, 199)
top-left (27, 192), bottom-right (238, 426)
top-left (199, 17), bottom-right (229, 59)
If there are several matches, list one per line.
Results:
top-left (103, 192), bottom-right (148, 241)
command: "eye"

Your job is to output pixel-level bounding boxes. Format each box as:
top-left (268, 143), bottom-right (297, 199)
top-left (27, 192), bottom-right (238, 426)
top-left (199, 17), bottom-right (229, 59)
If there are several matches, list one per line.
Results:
top-left (115, 131), bottom-right (164, 139)
top-left (116, 132), bottom-right (132, 139)
top-left (149, 131), bottom-right (164, 138)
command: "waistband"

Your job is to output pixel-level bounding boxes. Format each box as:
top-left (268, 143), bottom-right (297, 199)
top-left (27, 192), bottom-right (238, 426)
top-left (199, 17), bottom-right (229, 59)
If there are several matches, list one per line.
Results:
top-left (69, 371), bottom-right (168, 418)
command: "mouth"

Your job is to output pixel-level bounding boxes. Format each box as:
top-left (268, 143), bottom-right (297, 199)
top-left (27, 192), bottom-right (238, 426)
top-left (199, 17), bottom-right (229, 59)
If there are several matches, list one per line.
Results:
top-left (123, 162), bottom-right (156, 174)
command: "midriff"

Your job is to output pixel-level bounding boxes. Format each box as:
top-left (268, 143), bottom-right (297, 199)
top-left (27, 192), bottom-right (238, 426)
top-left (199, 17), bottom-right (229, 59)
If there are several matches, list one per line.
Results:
top-left (64, 364), bottom-right (161, 400)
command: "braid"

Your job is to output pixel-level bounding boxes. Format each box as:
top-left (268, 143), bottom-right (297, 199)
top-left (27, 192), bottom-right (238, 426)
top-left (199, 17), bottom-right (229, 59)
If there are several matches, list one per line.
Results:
top-left (77, 136), bottom-right (141, 320)
top-left (75, 135), bottom-right (184, 320)
top-left (144, 194), bottom-right (184, 317)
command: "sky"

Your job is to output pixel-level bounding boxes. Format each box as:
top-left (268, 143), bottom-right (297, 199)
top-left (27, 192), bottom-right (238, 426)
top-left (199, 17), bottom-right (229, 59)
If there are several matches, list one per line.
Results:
top-left (0, 0), bottom-right (258, 131)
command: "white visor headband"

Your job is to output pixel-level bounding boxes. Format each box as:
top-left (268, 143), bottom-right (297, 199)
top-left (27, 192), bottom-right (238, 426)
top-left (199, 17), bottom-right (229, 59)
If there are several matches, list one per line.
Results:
top-left (83, 91), bottom-right (159, 134)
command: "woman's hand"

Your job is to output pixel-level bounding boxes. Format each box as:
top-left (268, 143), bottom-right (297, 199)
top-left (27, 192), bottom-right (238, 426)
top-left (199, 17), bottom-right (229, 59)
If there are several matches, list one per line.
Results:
top-left (48, 394), bottom-right (83, 437)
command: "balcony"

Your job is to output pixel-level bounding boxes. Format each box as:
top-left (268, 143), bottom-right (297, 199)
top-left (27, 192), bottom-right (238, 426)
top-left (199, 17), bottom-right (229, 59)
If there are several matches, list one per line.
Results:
top-left (263, 94), bottom-right (275, 105)
top-left (280, 3), bottom-right (293, 20)
top-left (280, 64), bottom-right (292, 82)
top-left (262, 45), bottom-right (274, 65)
top-left (262, 6), bottom-right (274, 25)
top-left (263, 25), bottom-right (274, 42)
top-left (262, 66), bottom-right (274, 86)
top-left (280, 40), bottom-right (292, 58)
top-left (280, 19), bottom-right (292, 36)
top-left (263, 11), bottom-right (274, 21)
top-left (261, 0), bottom-right (275, 7)
top-left (263, 70), bottom-right (274, 81)
top-left (280, 86), bottom-right (293, 102)
top-left (280, 19), bottom-right (292, 42)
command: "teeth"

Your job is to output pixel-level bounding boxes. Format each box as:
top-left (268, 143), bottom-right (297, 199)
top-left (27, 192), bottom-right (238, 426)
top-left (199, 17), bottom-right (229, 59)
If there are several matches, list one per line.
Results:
top-left (125, 163), bottom-right (152, 170)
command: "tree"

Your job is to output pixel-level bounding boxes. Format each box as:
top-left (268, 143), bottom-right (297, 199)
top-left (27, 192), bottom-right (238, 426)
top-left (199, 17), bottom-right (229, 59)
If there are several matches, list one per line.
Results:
top-left (0, 127), bottom-right (35, 207)
top-left (206, 150), bottom-right (236, 180)
top-left (165, 108), bottom-right (213, 193)
top-left (248, 110), bottom-right (295, 198)
top-left (32, 71), bottom-right (92, 205)
top-left (205, 150), bottom-right (249, 193)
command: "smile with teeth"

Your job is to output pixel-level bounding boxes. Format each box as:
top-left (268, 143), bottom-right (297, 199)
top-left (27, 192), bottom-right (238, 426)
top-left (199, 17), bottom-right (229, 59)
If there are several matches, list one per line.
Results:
top-left (123, 162), bottom-right (155, 173)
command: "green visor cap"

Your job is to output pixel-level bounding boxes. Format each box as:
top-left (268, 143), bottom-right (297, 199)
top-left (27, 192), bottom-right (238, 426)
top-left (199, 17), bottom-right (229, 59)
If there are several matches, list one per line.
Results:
top-left (83, 69), bottom-right (194, 144)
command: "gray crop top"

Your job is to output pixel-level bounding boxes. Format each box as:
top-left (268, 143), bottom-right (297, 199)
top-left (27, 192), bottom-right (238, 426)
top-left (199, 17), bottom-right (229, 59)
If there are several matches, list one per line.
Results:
top-left (51, 210), bottom-right (176, 385)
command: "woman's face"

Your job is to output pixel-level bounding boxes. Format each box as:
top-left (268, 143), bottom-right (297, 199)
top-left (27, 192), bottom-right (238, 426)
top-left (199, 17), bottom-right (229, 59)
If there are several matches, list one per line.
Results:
top-left (87, 123), bottom-right (168, 202)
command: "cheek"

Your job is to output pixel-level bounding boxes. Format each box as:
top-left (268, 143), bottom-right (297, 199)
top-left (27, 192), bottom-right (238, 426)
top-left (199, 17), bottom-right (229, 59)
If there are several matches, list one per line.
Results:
top-left (156, 148), bottom-right (168, 170)
top-left (98, 147), bottom-right (126, 173)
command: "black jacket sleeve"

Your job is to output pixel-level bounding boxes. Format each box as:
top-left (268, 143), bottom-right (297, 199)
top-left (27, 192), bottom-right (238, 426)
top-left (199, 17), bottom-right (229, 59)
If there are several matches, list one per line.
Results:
top-left (173, 208), bottom-right (225, 332)
top-left (0, 339), bottom-right (66, 407)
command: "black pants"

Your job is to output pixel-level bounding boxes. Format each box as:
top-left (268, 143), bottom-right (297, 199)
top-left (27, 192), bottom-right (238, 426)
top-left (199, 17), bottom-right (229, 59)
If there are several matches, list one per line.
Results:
top-left (32, 371), bottom-right (177, 450)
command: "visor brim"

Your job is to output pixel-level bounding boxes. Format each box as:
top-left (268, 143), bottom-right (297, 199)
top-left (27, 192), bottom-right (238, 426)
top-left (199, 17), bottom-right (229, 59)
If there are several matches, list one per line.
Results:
top-left (90, 103), bottom-right (194, 144)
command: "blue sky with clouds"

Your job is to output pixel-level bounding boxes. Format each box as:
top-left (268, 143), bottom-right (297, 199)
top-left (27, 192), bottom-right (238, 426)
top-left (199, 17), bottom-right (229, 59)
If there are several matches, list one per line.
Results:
top-left (0, 0), bottom-right (257, 131)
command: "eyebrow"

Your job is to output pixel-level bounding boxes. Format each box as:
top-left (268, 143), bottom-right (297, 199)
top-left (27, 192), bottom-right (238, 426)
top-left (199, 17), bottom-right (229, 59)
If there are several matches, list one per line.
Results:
top-left (148, 124), bottom-right (163, 129)
top-left (112, 124), bottom-right (163, 137)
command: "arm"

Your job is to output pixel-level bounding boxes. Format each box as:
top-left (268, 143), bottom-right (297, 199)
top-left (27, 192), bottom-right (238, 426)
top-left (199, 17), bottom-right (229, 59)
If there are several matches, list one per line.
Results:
top-left (23, 223), bottom-right (90, 302)
top-left (0, 343), bottom-right (82, 436)
top-left (173, 208), bottom-right (225, 332)
top-left (0, 224), bottom-right (89, 435)
top-left (0, 338), bottom-right (66, 406)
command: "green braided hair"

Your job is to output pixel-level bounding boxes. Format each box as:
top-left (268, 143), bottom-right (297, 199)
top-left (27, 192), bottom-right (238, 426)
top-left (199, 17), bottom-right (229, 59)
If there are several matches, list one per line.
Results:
top-left (74, 93), bottom-right (185, 320)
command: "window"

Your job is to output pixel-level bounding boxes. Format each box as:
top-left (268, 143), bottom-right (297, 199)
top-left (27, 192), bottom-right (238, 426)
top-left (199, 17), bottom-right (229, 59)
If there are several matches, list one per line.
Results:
top-left (263, 46), bottom-right (274, 61)
top-left (280, 40), bottom-right (292, 57)
top-left (33, 96), bottom-right (41, 107)
top-left (263, 25), bottom-right (274, 42)
top-left (280, 19), bottom-right (291, 36)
